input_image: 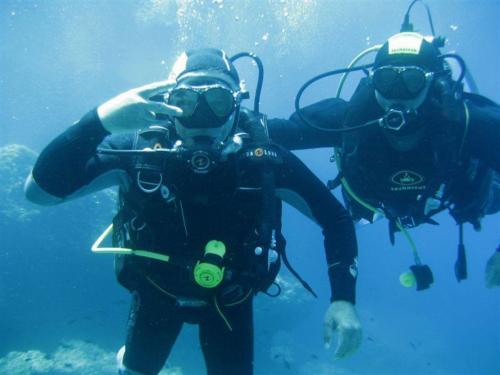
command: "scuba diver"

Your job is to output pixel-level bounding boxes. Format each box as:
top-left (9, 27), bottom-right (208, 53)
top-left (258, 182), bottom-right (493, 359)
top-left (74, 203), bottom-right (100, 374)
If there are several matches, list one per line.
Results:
top-left (24, 48), bottom-right (361, 375)
top-left (256, 1), bottom-right (500, 291)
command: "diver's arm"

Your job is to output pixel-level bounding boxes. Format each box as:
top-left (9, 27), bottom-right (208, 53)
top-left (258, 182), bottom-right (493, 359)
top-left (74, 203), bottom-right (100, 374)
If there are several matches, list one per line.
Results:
top-left (267, 98), bottom-right (346, 150)
top-left (275, 146), bottom-right (358, 303)
top-left (462, 94), bottom-right (500, 172)
top-left (24, 109), bottom-right (130, 205)
top-left (25, 80), bottom-right (181, 205)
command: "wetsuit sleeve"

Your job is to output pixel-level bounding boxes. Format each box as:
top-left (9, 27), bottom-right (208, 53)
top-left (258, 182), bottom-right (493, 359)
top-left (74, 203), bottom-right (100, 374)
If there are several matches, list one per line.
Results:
top-left (267, 98), bottom-right (346, 150)
top-left (462, 94), bottom-right (500, 172)
top-left (28, 108), bottom-right (132, 202)
top-left (274, 146), bottom-right (358, 303)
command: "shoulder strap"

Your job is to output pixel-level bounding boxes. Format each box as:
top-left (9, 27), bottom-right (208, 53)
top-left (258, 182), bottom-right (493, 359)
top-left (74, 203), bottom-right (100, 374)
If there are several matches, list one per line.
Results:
top-left (237, 111), bottom-right (271, 145)
top-left (417, 101), bottom-right (471, 217)
top-left (258, 166), bottom-right (276, 248)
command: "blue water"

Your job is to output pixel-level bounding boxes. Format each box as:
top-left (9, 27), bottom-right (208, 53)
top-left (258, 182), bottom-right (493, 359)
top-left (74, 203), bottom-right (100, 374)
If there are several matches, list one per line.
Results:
top-left (1, 1), bottom-right (499, 374)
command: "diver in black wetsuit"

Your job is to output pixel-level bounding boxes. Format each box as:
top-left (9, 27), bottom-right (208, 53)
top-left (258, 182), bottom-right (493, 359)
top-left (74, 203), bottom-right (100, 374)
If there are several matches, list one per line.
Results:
top-left (263, 31), bottom-right (500, 290)
top-left (24, 48), bottom-right (361, 375)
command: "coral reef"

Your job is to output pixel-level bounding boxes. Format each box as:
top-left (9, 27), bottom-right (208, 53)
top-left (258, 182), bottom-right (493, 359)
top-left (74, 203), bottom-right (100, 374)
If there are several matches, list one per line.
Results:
top-left (0, 340), bottom-right (182, 374)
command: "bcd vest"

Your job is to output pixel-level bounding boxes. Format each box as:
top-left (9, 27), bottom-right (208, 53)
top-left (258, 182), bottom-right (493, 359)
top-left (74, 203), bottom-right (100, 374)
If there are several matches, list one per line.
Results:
top-left (112, 123), bottom-right (285, 301)
top-left (338, 98), bottom-right (482, 228)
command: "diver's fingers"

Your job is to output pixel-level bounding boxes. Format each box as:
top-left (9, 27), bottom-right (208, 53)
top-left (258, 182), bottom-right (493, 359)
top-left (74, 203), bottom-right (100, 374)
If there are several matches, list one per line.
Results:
top-left (323, 317), bottom-right (336, 349)
top-left (338, 327), bottom-right (362, 359)
top-left (353, 327), bottom-right (363, 353)
top-left (333, 328), bottom-right (348, 359)
top-left (334, 327), bottom-right (359, 359)
top-left (485, 251), bottom-right (500, 288)
top-left (145, 101), bottom-right (183, 117)
top-left (136, 80), bottom-right (176, 99)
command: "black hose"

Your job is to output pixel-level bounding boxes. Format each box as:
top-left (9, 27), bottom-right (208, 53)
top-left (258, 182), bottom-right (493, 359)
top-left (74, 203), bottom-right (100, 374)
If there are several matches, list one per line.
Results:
top-left (402, 0), bottom-right (436, 36)
top-left (439, 53), bottom-right (467, 93)
top-left (230, 52), bottom-right (264, 113)
top-left (97, 148), bottom-right (175, 155)
top-left (280, 248), bottom-right (318, 298)
top-left (294, 64), bottom-right (377, 133)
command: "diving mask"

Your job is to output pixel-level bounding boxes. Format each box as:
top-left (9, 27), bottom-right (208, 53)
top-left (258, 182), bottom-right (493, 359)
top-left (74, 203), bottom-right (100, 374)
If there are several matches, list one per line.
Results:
top-left (372, 66), bottom-right (434, 133)
top-left (167, 84), bottom-right (240, 122)
top-left (372, 65), bottom-right (434, 100)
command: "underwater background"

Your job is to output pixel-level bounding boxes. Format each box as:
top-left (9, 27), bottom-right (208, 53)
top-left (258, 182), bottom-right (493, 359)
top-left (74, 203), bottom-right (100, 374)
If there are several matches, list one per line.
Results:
top-left (0, 0), bottom-right (499, 374)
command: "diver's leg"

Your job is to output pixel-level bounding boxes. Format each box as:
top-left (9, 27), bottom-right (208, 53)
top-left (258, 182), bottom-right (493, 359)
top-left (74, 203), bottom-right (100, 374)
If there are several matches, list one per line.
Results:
top-left (117, 346), bottom-right (146, 375)
top-left (199, 298), bottom-right (254, 375)
top-left (121, 289), bottom-right (183, 375)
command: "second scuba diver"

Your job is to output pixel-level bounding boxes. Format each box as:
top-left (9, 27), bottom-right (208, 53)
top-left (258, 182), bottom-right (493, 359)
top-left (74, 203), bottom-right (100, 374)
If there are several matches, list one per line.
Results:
top-left (252, 4), bottom-right (500, 291)
top-left (25, 48), bottom-right (362, 375)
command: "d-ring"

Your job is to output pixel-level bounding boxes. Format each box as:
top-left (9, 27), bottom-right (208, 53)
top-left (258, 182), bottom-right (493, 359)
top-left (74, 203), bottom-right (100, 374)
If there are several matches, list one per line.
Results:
top-left (130, 216), bottom-right (146, 231)
top-left (137, 170), bottom-right (163, 193)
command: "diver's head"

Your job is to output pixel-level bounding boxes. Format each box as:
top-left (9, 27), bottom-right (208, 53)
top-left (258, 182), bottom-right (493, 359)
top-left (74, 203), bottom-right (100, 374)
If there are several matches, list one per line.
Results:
top-left (372, 32), bottom-right (444, 113)
top-left (167, 48), bottom-right (245, 147)
top-left (371, 32), bottom-right (446, 150)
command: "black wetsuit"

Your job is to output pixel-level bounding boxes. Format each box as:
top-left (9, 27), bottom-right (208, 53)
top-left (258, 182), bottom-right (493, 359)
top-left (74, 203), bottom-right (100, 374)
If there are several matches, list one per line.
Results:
top-left (30, 108), bottom-right (358, 375)
top-left (268, 79), bottom-right (500, 227)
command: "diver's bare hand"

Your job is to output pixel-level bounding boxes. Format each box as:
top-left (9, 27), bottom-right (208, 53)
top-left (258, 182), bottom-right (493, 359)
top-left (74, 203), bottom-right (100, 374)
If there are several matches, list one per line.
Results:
top-left (324, 300), bottom-right (362, 359)
top-left (97, 80), bottom-right (182, 134)
top-left (485, 248), bottom-right (500, 288)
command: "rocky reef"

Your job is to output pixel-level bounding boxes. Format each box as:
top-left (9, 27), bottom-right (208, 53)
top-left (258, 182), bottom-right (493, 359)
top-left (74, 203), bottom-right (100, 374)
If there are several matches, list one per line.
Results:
top-left (0, 340), bottom-right (181, 375)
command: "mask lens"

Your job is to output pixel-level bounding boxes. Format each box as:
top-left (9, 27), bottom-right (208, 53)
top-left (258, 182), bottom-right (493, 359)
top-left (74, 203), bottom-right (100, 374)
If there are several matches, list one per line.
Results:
top-left (401, 68), bottom-right (427, 96)
top-left (372, 67), bottom-right (399, 96)
top-left (168, 88), bottom-right (199, 117)
top-left (373, 66), bottom-right (429, 99)
top-left (203, 87), bottom-right (235, 118)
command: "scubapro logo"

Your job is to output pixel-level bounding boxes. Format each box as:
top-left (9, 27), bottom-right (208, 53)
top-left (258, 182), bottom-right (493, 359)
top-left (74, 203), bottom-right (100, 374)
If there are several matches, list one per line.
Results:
top-left (390, 169), bottom-right (426, 191)
top-left (391, 170), bottom-right (424, 186)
